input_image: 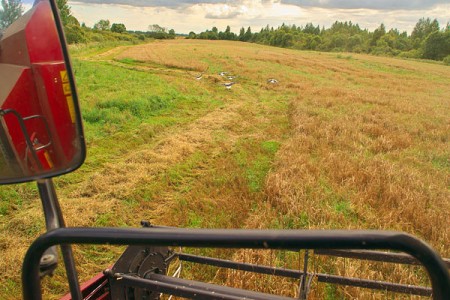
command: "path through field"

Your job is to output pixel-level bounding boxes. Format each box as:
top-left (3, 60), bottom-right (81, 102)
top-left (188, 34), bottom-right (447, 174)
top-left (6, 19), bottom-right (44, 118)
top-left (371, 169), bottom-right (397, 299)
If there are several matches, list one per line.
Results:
top-left (0, 40), bottom-right (449, 299)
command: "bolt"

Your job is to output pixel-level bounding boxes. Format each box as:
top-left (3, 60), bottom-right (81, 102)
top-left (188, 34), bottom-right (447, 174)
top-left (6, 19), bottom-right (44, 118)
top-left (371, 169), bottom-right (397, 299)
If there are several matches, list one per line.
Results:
top-left (103, 268), bottom-right (113, 276)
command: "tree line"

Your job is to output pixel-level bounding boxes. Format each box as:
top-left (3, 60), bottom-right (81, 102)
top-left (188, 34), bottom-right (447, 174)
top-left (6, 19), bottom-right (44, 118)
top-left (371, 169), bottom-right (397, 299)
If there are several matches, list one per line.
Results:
top-left (189, 20), bottom-right (450, 63)
top-left (1, 0), bottom-right (449, 63)
top-left (0, 0), bottom-right (175, 44)
top-left (66, 19), bottom-right (176, 44)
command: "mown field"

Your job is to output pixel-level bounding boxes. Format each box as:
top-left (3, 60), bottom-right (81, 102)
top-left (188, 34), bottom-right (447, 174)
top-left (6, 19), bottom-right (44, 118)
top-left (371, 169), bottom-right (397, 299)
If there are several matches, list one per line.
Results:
top-left (0, 39), bottom-right (449, 299)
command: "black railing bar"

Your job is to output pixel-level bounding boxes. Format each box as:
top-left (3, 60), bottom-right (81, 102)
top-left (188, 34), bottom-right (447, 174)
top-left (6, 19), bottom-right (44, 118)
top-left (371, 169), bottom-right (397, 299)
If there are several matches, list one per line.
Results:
top-left (178, 253), bottom-right (431, 296)
top-left (0, 108), bottom-right (42, 170)
top-left (37, 179), bottom-right (82, 300)
top-left (23, 115), bottom-right (53, 149)
top-left (179, 253), bottom-right (305, 277)
top-left (315, 249), bottom-right (450, 268)
top-left (112, 272), bottom-right (294, 300)
top-left (164, 251), bottom-right (178, 263)
top-left (22, 228), bottom-right (450, 300)
top-left (317, 273), bottom-right (431, 296)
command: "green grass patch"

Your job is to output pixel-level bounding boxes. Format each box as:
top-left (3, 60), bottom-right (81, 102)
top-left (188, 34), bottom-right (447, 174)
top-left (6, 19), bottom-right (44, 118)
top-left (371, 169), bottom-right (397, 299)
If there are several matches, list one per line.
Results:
top-left (187, 211), bottom-right (203, 228)
top-left (116, 57), bottom-right (145, 65)
top-left (85, 95), bottom-right (173, 124)
top-left (261, 140), bottom-right (281, 154)
top-left (324, 284), bottom-right (345, 300)
top-left (70, 58), bottom-right (221, 176)
top-left (333, 199), bottom-right (354, 219)
top-left (430, 154), bottom-right (450, 170)
top-left (246, 154), bottom-right (272, 192)
top-left (94, 213), bottom-right (113, 226)
top-left (166, 152), bottom-right (207, 189)
top-left (0, 187), bottom-right (20, 216)
top-left (336, 54), bottom-right (353, 60)
top-left (234, 139), bottom-right (281, 193)
top-left (0, 183), bottom-right (36, 216)
top-left (69, 41), bottom-right (138, 59)
top-left (358, 60), bottom-right (418, 76)
top-left (271, 212), bottom-right (309, 229)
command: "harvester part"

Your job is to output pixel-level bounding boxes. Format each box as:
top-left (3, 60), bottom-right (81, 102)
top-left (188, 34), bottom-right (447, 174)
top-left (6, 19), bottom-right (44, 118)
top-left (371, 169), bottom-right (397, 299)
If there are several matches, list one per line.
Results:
top-left (109, 245), bottom-right (171, 299)
top-left (22, 228), bottom-right (450, 300)
top-left (112, 272), bottom-right (293, 300)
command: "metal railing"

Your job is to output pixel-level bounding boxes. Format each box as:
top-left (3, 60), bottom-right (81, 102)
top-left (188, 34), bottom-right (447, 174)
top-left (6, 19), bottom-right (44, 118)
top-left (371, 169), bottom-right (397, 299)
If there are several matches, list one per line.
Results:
top-left (22, 227), bottom-right (450, 300)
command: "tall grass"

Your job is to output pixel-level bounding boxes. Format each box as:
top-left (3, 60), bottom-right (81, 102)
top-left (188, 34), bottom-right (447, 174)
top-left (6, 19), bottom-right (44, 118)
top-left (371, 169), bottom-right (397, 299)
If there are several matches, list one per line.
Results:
top-left (0, 40), bottom-right (448, 299)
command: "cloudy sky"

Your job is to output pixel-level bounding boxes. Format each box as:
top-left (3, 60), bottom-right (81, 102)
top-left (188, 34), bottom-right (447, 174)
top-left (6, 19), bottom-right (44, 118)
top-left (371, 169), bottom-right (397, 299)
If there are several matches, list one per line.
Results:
top-left (26, 0), bottom-right (450, 34)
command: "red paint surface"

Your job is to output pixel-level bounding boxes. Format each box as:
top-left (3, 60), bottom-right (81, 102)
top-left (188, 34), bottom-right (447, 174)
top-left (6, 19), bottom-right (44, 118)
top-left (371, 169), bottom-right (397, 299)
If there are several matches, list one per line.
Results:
top-left (0, 1), bottom-right (77, 173)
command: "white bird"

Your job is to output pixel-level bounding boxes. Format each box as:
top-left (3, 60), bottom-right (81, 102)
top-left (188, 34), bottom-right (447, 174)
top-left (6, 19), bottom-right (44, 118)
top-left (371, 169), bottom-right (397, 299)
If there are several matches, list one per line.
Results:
top-left (222, 82), bottom-right (235, 89)
top-left (219, 71), bottom-right (228, 76)
top-left (189, 66), bottom-right (208, 80)
top-left (267, 78), bottom-right (278, 84)
top-left (195, 73), bottom-right (203, 80)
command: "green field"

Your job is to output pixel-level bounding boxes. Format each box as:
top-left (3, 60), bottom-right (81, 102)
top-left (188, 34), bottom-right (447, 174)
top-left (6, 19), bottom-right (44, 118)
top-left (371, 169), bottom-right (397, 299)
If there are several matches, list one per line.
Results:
top-left (0, 40), bottom-right (449, 299)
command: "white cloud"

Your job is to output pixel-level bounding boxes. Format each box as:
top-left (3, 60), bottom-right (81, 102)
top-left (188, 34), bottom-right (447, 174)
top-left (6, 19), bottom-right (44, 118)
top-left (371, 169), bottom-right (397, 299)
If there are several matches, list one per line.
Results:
top-left (68, 0), bottom-right (450, 34)
top-left (281, 0), bottom-right (448, 10)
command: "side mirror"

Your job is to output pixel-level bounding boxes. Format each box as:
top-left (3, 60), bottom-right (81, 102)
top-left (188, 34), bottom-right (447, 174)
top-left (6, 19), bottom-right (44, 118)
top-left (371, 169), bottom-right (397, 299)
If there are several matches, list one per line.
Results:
top-left (0, 0), bottom-right (85, 184)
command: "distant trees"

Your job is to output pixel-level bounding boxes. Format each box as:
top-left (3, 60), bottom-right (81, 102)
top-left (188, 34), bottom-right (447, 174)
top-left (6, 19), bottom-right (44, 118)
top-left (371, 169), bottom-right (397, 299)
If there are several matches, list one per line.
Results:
top-left (370, 23), bottom-right (386, 47)
top-left (94, 19), bottom-right (111, 31)
top-left (192, 25), bottom-right (237, 41)
top-left (238, 27), bottom-right (245, 41)
top-left (303, 23), bottom-right (320, 35)
top-left (422, 30), bottom-right (450, 60)
top-left (53, 10), bottom-right (446, 63)
top-left (111, 23), bottom-right (126, 33)
top-left (146, 24), bottom-right (175, 39)
top-left (244, 27), bottom-right (252, 41)
top-left (0, 0), bottom-right (23, 30)
top-left (168, 29), bottom-right (175, 38)
top-left (148, 24), bottom-right (165, 33)
top-left (188, 31), bottom-right (196, 39)
top-left (238, 26), bottom-right (252, 42)
top-left (222, 25), bottom-right (236, 40)
top-left (61, 19), bottom-right (177, 44)
top-left (189, 18), bottom-right (449, 62)
top-left (55, 0), bottom-right (87, 44)
top-left (411, 18), bottom-right (440, 48)
top-left (56, 0), bottom-right (73, 26)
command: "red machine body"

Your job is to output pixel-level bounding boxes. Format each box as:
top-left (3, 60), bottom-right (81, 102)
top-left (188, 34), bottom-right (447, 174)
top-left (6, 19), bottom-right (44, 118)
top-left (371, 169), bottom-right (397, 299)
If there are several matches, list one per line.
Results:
top-left (0, 0), bottom-right (76, 175)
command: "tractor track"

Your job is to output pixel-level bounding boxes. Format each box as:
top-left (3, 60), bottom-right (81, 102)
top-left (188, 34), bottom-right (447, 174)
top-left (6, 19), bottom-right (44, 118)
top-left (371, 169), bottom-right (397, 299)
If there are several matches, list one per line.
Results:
top-left (62, 44), bottom-right (266, 227)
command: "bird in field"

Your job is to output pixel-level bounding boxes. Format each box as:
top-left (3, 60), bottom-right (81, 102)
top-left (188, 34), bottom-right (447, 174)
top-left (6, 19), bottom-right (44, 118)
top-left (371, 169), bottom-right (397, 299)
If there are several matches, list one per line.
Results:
top-left (189, 66), bottom-right (209, 80)
top-left (222, 82), bottom-right (235, 89)
top-left (267, 78), bottom-right (278, 84)
top-left (219, 71), bottom-right (228, 76)
top-left (187, 71), bottom-right (204, 80)
top-left (195, 73), bottom-right (203, 80)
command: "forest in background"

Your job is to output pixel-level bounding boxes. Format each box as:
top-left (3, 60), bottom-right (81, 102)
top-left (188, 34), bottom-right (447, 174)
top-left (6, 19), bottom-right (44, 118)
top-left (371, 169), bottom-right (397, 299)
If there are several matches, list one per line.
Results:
top-left (189, 20), bottom-right (450, 62)
top-left (1, 0), bottom-right (449, 63)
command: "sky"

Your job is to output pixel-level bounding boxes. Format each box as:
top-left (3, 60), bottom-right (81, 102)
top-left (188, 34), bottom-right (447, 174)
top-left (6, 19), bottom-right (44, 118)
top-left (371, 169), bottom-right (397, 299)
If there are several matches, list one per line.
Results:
top-left (25, 0), bottom-right (450, 34)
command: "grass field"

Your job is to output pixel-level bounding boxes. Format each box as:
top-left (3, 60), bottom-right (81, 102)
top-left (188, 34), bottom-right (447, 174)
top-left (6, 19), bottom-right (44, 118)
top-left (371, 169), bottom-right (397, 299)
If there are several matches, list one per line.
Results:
top-left (0, 39), bottom-right (449, 299)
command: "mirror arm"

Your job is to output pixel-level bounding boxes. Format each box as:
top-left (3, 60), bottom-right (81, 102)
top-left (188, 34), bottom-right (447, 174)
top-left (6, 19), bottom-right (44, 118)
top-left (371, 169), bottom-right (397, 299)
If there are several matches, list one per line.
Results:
top-left (37, 179), bottom-right (82, 300)
top-left (0, 109), bottom-right (43, 170)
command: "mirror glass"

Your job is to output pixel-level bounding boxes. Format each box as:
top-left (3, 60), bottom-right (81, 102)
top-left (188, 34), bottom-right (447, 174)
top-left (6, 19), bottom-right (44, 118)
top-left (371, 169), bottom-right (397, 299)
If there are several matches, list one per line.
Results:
top-left (0, 0), bottom-right (85, 184)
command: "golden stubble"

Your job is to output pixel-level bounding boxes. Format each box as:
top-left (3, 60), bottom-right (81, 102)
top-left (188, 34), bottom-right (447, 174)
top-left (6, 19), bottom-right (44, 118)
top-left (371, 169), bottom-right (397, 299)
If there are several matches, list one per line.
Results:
top-left (1, 40), bottom-right (448, 299)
